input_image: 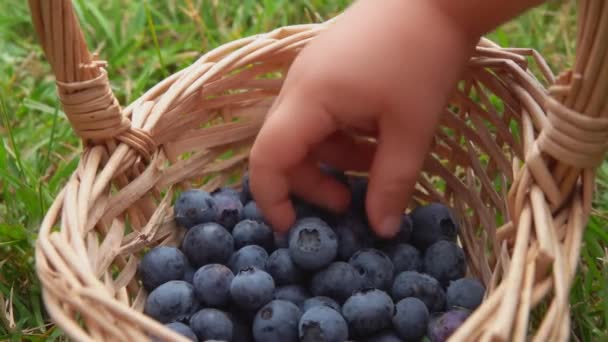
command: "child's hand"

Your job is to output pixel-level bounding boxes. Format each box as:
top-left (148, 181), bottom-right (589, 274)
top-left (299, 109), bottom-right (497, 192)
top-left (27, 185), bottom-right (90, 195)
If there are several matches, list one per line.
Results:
top-left (249, 0), bottom-right (541, 237)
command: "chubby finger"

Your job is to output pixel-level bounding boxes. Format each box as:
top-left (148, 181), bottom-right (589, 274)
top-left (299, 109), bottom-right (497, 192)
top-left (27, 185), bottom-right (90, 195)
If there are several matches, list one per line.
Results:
top-left (311, 131), bottom-right (376, 172)
top-left (249, 96), bottom-right (337, 232)
top-left (365, 116), bottom-right (428, 238)
top-left (288, 158), bottom-right (351, 213)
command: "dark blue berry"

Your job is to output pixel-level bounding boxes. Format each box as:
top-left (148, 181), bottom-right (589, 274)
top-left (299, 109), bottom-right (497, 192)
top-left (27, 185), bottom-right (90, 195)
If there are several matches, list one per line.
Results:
top-left (229, 245), bottom-right (269, 274)
top-left (232, 219), bottom-right (274, 252)
top-left (273, 285), bottom-right (311, 308)
top-left (302, 296), bottom-right (341, 313)
top-left (192, 264), bottom-right (234, 308)
top-left (266, 248), bottom-right (303, 286)
top-left (410, 203), bottom-right (458, 250)
top-left (427, 309), bottom-right (471, 342)
top-left (144, 280), bottom-right (198, 323)
top-left (333, 213), bottom-right (373, 260)
top-left (212, 189), bottom-right (244, 230)
top-left (174, 190), bottom-right (217, 229)
top-left (288, 218), bottom-right (337, 270)
top-left (182, 222), bottom-right (234, 267)
top-left (310, 261), bottom-right (365, 303)
top-left (392, 297), bottom-right (429, 341)
top-left (162, 322), bottom-right (198, 341)
top-left (299, 305), bottom-right (349, 342)
top-left (342, 288), bottom-right (394, 337)
top-left (348, 248), bottom-right (394, 291)
top-left (383, 243), bottom-right (423, 274)
top-left (391, 271), bottom-right (445, 313)
top-left (189, 308), bottom-right (233, 341)
top-left (242, 201), bottom-right (265, 222)
top-left (139, 246), bottom-right (187, 291)
top-left (446, 278), bottom-right (485, 311)
top-left (253, 300), bottom-right (302, 342)
top-left (230, 267), bottom-right (275, 311)
top-left (423, 240), bottom-right (466, 287)
top-left (240, 172), bottom-right (251, 205)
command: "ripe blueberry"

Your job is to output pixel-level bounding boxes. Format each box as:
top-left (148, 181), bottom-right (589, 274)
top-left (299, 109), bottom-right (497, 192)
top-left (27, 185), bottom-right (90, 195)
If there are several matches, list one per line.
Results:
top-left (391, 271), bottom-right (445, 313)
top-left (212, 188), bottom-right (244, 230)
top-left (138, 246), bottom-right (187, 292)
top-left (299, 305), bottom-right (349, 342)
top-left (242, 201), bottom-right (265, 223)
top-left (266, 248), bottom-right (303, 286)
top-left (348, 248), bottom-right (394, 291)
top-left (310, 261), bottom-right (364, 303)
top-left (427, 309), bottom-right (471, 342)
top-left (392, 297), bottom-right (429, 341)
top-left (229, 245), bottom-right (269, 274)
top-left (301, 296), bottom-right (341, 313)
top-left (423, 240), bottom-right (466, 287)
top-left (342, 288), bottom-right (394, 337)
top-left (384, 243), bottom-right (423, 274)
top-left (410, 203), bottom-right (458, 250)
top-left (181, 222), bottom-right (234, 267)
top-left (192, 264), bottom-right (234, 308)
top-left (144, 280), bottom-right (198, 323)
top-left (174, 190), bottom-right (217, 229)
top-left (333, 213), bottom-right (373, 261)
top-left (288, 217), bottom-right (337, 270)
top-left (189, 308), bottom-right (233, 342)
top-left (446, 278), bottom-right (485, 311)
top-left (273, 285), bottom-right (311, 308)
top-left (232, 219), bottom-right (274, 252)
top-left (253, 299), bottom-right (302, 342)
top-left (230, 267), bottom-right (275, 311)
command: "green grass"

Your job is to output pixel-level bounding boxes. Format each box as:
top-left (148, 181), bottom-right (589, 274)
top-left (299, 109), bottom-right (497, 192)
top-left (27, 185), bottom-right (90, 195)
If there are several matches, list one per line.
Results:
top-left (0, 0), bottom-right (605, 341)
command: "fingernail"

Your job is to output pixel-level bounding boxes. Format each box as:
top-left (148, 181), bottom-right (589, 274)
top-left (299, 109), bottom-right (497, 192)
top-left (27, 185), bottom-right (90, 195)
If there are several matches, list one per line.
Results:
top-left (380, 215), bottom-right (401, 238)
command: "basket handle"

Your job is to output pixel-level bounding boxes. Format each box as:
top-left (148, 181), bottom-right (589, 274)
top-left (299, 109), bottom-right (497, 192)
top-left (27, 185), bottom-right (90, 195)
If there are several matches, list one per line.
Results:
top-left (28, 0), bottom-right (141, 146)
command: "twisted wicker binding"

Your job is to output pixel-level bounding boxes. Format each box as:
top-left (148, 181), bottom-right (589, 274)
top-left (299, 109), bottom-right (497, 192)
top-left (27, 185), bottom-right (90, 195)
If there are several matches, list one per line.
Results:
top-left (28, 1), bottom-right (608, 341)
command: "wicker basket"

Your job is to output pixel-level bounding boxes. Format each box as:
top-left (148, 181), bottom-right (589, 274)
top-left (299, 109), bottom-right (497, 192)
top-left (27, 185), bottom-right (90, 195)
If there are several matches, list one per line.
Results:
top-left (28, 0), bottom-right (608, 341)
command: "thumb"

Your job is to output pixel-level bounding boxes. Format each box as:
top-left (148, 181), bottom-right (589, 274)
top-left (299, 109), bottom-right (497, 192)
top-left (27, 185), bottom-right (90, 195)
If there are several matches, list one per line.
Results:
top-left (366, 115), bottom-right (431, 238)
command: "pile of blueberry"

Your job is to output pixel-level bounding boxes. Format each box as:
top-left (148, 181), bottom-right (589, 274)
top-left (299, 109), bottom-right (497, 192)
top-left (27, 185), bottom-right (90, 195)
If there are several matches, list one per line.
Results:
top-left (140, 169), bottom-right (486, 342)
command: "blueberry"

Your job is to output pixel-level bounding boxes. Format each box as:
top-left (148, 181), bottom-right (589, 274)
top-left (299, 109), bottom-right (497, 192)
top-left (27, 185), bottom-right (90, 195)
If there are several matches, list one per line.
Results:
top-left (302, 296), bottom-right (341, 313)
top-left (192, 264), bottom-right (234, 308)
top-left (311, 261), bottom-right (365, 303)
top-left (253, 300), bottom-right (303, 342)
top-left (273, 285), bottom-right (311, 308)
top-left (212, 189), bottom-right (244, 230)
top-left (363, 330), bottom-right (404, 342)
top-left (423, 240), bottom-right (466, 287)
top-left (230, 267), bottom-right (275, 311)
top-left (410, 203), bottom-right (458, 250)
top-left (160, 322), bottom-right (198, 342)
top-left (182, 222), bottom-right (234, 267)
top-left (138, 246), bottom-right (187, 291)
top-left (182, 260), bottom-right (196, 284)
top-left (174, 190), bottom-right (217, 229)
top-left (348, 176), bottom-right (368, 212)
top-left (189, 308), bottom-right (233, 341)
top-left (392, 297), bottom-right (429, 341)
top-left (342, 288), bottom-right (394, 337)
top-left (240, 171), bottom-right (251, 205)
top-left (299, 305), bottom-right (349, 342)
top-left (349, 248), bottom-right (394, 291)
top-left (229, 245), bottom-right (269, 274)
top-left (232, 219), bottom-right (274, 252)
top-left (333, 213), bottom-right (373, 260)
top-left (242, 201), bottom-right (265, 222)
top-left (375, 214), bottom-right (412, 247)
top-left (446, 278), bottom-right (485, 311)
top-left (144, 280), bottom-right (198, 323)
top-left (427, 309), bottom-right (471, 342)
top-left (288, 217), bottom-right (337, 270)
top-left (383, 243), bottom-right (423, 274)
top-left (266, 248), bottom-right (303, 286)
top-left (391, 271), bottom-right (445, 313)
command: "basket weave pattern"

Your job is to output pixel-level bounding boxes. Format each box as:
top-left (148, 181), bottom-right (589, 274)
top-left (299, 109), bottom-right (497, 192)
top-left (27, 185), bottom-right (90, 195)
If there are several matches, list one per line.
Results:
top-left (29, 1), bottom-right (608, 341)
